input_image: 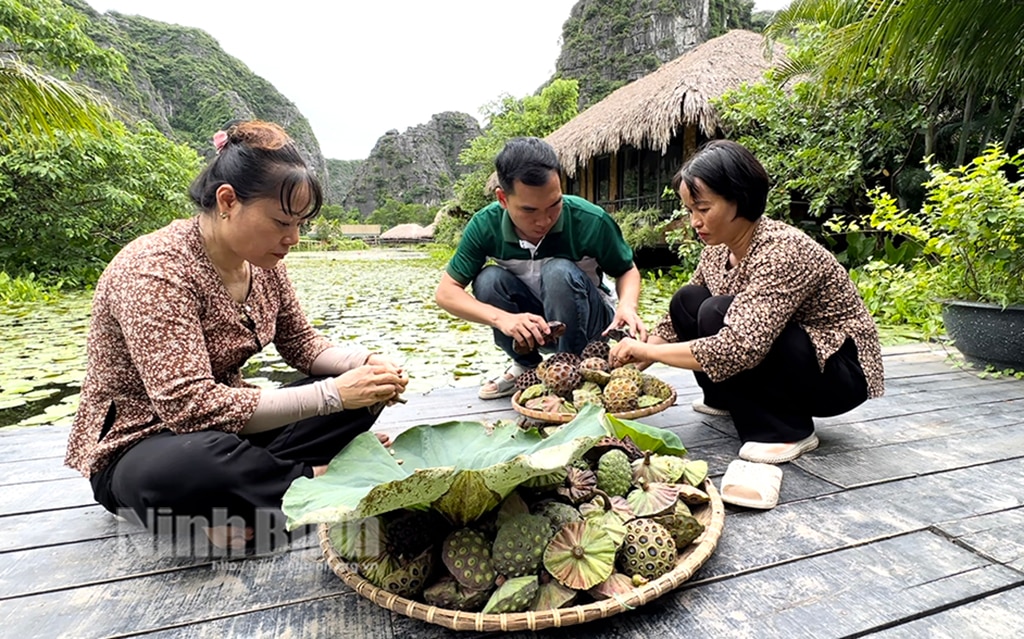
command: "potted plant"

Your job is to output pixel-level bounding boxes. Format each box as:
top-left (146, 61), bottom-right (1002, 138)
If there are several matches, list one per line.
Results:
top-left (867, 144), bottom-right (1024, 369)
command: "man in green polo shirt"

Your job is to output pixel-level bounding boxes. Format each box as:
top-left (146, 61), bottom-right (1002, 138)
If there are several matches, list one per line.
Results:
top-left (435, 137), bottom-right (647, 399)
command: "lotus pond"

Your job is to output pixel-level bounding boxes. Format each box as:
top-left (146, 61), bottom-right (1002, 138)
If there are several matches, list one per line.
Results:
top-left (0, 249), bottom-right (681, 430)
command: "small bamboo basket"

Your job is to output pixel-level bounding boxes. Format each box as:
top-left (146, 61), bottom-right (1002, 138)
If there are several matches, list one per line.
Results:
top-left (511, 390), bottom-right (678, 424)
top-left (319, 477), bottom-right (724, 632)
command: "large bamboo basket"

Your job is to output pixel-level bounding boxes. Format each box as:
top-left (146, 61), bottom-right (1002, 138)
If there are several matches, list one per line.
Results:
top-left (319, 477), bottom-right (725, 632)
top-left (511, 390), bottom-right (677, 424)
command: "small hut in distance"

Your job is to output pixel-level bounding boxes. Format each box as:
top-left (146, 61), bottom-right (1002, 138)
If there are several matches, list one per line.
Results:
top-left (546, 30), bottom-right (786, 213)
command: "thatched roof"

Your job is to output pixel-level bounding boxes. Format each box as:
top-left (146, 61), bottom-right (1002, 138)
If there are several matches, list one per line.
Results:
top-left (546, 30), bottom-right (786, 177)
top-left (380, 223), bottom-right (433, 240)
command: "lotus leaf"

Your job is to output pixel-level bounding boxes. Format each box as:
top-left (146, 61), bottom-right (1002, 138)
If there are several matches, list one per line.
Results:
top-left (604, 414), bottom-right (686, 456)
top-left (283, 404), bottom-right (609, 528)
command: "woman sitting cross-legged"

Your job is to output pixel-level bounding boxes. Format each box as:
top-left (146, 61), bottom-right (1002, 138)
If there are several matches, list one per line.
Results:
top-left (64, 120), bottom-right (408, 552)
top-left (610, 140), bottom-right (884, 464)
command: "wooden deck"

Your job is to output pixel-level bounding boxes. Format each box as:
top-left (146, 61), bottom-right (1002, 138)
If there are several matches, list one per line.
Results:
top-left (2, 343), bottom-right (1023, 638)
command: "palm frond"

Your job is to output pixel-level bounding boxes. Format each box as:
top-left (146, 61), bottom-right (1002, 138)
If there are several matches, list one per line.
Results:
top-left (0, 56), bottom-right (114, 146)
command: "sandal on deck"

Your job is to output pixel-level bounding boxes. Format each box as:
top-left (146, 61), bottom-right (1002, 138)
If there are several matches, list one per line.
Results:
top-left (691, 399), bottom-right (730, 416)
top-left (739, 433), bottom-right (819, 464)
top-left (719, 460), bottom-right (783, 510)
top-left (479, 363), bottom-right (527, 400)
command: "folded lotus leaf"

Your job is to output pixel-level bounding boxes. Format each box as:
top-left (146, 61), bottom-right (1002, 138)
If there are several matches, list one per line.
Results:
top-left (605, 414), bottom-right (686, 456)
top-left (283, 404), bottom-right (610, 529)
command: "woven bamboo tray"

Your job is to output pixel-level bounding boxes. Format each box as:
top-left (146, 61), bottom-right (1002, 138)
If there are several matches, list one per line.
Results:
top-left (319, 477), bottom-right (725, 632)
top-left (511, 390), bottom-right (677, 424)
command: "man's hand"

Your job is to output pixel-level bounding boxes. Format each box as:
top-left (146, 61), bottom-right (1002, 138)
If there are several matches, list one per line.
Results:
top-left (604, 306), bottom-right (648, 342)
top-left (495, 312), bottom-right (550, 352)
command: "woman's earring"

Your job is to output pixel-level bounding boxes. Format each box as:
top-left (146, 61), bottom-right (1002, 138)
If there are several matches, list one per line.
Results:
top-left (219, 212), bottom-right (228, 219)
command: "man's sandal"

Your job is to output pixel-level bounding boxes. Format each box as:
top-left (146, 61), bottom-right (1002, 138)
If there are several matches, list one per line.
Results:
top-left (479, 364), bottom-right (527, 400)
top-left (719, 459), bottom-right (783, 510)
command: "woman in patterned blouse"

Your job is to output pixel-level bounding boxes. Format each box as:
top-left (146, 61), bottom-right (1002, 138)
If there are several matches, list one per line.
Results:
top-left (65, 121), bottom-right (408, 551)
top-left (610, 140), bottom-right (883, 464)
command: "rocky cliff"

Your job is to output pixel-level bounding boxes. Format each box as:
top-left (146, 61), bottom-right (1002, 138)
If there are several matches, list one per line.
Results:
top-left (68, 3), bottom-right (331, 194)
top-left (342, 112), bottom-right (481, 217)
top-left (556, 0), bottom-right (753, 108)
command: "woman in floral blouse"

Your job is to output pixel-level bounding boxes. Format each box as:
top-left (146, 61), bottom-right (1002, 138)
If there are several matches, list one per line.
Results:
top-left (610, 140), bottom-right (883, 464)
top-left (66, 121), bottom-right (407, 551)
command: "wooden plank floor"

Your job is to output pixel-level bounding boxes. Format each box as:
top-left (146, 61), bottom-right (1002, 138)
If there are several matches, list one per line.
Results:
top-left (2, 344), bottom-right (1023, 638)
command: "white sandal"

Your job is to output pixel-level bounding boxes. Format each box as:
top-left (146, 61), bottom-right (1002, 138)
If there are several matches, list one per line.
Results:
top-left (738, 434), bottom-right (819, 464)
top-left (479, 363), bottom-right (526, 400)
top-left (720, 460), bottom-right (783, 510)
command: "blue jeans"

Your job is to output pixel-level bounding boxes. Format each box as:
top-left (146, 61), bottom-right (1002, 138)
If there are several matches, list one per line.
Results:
top-left (472, 259), bottom-right (614, 368)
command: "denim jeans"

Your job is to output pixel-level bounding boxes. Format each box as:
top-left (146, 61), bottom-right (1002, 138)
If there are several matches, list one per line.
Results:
top-left (472, 259), bottom-right (614, 368)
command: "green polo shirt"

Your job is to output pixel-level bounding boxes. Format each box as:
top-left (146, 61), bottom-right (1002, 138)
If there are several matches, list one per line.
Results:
top-left (446, 195), bottom-right (634, 303)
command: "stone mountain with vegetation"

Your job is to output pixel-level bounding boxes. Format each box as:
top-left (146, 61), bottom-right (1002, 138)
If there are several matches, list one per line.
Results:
top-left (342, 112), bottom-right (481, 218)
top-left (64, 0), bottom-right (331, 193)
top-left (554, 0), bottom-right (757, 108)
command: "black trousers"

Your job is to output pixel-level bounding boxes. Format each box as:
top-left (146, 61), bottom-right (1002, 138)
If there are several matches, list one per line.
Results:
top-left (90, 377), bottom-right (379, 538)
top-left (669, 285), bottom-right (869, 443)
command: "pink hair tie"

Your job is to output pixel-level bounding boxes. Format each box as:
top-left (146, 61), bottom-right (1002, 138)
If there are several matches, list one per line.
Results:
top-left (212, 130), bottom-right (228, 153)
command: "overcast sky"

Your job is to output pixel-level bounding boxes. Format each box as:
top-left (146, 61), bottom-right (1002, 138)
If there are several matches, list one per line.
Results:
top-left (86, 1), bottom-right (789, 160)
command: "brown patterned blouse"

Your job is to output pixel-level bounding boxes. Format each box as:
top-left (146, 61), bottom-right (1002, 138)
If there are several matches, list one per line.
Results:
top-left (65, 216), bottom-right (358, 477)
top-left (650, 218), bottom-right (884, 397)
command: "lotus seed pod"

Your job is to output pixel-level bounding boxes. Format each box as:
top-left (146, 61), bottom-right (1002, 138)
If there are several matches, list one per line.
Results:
top-left (481, 575), bottom-right (539, 614)
top-left (442, 528), bottom-right (496, 591)
top-left (617, 518), bottom-right (677, 582)
top-left (596, 449), bottom-right (633, 497)
top-left (492, 513), bottom-right (553, 578)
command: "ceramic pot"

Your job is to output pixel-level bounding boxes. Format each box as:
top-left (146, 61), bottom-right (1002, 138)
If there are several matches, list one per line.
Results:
top-left (941, 300), bottom-right (1024, 370)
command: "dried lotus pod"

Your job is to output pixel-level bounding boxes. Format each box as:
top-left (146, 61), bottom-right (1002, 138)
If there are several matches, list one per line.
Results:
top-left (653, 511), bottom-right (705, 549)
top-left (588, 572), bottom-right (636, 600)
top-left (557, 466), bottom-right (597, 503)
top-left (677, 483), bottom-right (711, 505)
top-left (581, 368), bottom-right (611, 386)
top-left (423, 576), bottom-right (491, 611)
top-left (585, 435), bottom-right (645, 463)
top-left (581, 339), bottom-right (611, 361)
top-left (631, 451), bottom-right (686, 485)
top-left (482, 575), bottom-right (539, 614)
top-left (532, 580), bottom-right (577, 610)
top-left (442, 528), bottom-right (496, 591)
top-left (579, 356), bottom-right (610, 380)
top-left (379, 547), bottom-right (434, 598)
top-left (543, 520), bottom-right (617, 590)
top-left (514, 368), bottom-right (542, 391)
top-left (625, 480), bottom-right (681, 517)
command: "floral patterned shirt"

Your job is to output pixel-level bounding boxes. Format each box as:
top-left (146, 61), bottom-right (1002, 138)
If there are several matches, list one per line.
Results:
top-left (651, 218), bottom-right (884, 396)
top-left (65, 217), bottom-right (364, 477)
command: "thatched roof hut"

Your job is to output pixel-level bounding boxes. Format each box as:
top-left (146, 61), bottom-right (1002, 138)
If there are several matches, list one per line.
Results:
top-left (379, 223), bottom-right (433, 243)
top-left (547, 30), bottom-right (786, 178)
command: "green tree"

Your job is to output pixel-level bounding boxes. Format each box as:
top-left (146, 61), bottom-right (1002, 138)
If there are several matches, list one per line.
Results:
top-left (0, 0), bottom-right (125, 144)
top-left (366, 197), bottom-right (436, 230)
top-left (715, 25), bottom-right (922, 237)
top-left (453, 79), bottom-right (579, 213)
top-left (766, 0), bottom-right (1024, 164)
top-left (0, 121), bottom-right (201, 286)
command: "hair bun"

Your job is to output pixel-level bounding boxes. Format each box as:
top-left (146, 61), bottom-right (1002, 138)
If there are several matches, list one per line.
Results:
top-left (226, 120), bottom-right (292, 151)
